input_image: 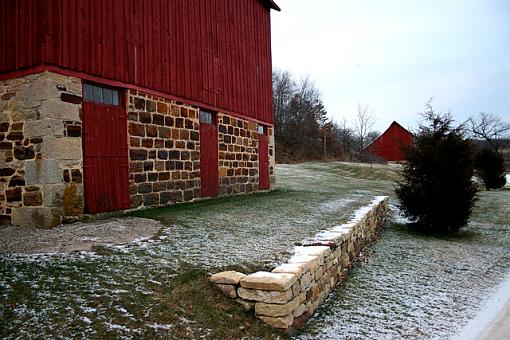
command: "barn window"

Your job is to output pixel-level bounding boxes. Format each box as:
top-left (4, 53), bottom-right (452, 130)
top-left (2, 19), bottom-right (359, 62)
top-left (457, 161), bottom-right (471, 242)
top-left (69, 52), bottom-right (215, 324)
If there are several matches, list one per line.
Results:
top-left (83, 83), bottom-right (121, 106)
top-left (199, 110), bottom-right (214, 124)
top-left (258, 124), bottom-right (266, 135)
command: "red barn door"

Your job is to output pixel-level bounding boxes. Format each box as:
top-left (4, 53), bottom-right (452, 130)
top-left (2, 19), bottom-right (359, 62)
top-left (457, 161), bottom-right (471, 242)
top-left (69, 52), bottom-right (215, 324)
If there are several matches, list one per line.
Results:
top-left (82, 83), bottom-right (130, 213)
top-left (258, 126), bottom-right (270, 190)
top-left (199, 110), bottom-right (219, 197)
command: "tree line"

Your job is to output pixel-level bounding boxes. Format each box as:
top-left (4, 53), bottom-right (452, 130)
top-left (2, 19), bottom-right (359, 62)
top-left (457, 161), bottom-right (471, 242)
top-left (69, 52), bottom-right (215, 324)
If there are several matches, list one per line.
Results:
top-left (272, 69), bottom-right (378, 163)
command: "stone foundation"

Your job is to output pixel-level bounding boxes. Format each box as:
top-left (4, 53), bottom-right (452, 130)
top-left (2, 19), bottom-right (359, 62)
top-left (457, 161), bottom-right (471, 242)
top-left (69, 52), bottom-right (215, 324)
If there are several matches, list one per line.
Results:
top-left (210, 196), bottom-right (389, 334)
top-left (0, 72), bottom-right (84, 227)
top-left (1, 72), bottom-right (275, 227)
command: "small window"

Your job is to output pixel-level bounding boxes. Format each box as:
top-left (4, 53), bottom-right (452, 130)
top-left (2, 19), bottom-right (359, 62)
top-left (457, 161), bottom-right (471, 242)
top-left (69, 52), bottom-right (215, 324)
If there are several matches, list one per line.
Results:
top-left (83, 83), bottom-right (121, 106)
top-left (258, 125), bottom-right (266, 135)
top-left (200, 110), bottom-right (214, 124)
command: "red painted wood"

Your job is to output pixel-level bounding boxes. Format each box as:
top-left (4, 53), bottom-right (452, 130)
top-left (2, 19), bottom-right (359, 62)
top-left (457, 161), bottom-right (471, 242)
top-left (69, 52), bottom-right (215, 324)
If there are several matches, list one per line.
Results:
top-left (0, 0), bottom-right (275, 124)
top-left (258, 131), bottom-right (270, 190)
top-left (82, 100), bottom-right (130, 213)
top-left (364, 121), bottom-right (414, 161)
top-left (199, 117), bottom-right (219, 197)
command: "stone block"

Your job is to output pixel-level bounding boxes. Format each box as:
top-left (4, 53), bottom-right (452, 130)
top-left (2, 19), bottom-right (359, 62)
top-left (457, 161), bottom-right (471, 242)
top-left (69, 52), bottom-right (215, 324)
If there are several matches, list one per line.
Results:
top-left (11, 206), bottom-right (61, 228)
top-left (43, 184), bottom-right (65, 207)
top-left (23, 191), bottom-right (42, 206)
top-left (25, 118), bottom-right (64, 138)
top-left (271, 263), bottom-right (304, 276)
top-left (255, 292), bottom-right (305, 317)
top-left (216, 284), bottom-right (237, 298)
top-left (293, 303), bottom-right (306, 318)
top-left (257, 314), bottom-right (293, 329)
top-left (239, 271), bottom-right (298, 292)
top-left (237, 287), bottom-right (293, 304)
top-left (294, 246), bottom-right (331, 265)
top-left (25, 159), bottom-right (62, 185)
top-left (41, 137), bottom-right (82, 160)
top-left (39, 99), bottom-right (80, 121)
top-left (209, 271), bottom-right (246, 285)
top-left (235, 299), bottom-right (254, 311)
top-left (62, 183), bottom-right (84, 216)
top-left (299, 271), bottom-right (313, 291)
top-left (287, 255), bottom-right (321, 273)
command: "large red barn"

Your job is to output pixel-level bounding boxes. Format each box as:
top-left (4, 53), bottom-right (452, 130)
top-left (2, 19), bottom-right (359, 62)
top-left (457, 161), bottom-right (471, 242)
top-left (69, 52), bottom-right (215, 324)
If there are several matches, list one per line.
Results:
top-left (0, 0), bottom-right (280, 227)
top-left (363, 121), bottom-right (414, 162)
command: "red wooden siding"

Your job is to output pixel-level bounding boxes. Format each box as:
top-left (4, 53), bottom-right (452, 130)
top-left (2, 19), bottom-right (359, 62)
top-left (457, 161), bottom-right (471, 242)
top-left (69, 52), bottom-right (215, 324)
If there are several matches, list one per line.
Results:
top-left (0, 0), bottom-right (274, 124)
top-left (199, 113), bottom-right (219, 197)
top-left (364, 121), bottom-right (414, 161)
top-left (82, 101), bottom-right (130, 213)
top-left (258, 131), bottom-right (270, 190)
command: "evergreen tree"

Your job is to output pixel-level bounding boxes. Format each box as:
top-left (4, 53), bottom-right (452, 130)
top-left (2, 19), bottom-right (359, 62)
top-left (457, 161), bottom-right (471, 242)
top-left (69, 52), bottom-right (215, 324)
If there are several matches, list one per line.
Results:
top-left (474, 148), bottom-right (506, 189)
top-left (395, 103), bottom-right (477, 234)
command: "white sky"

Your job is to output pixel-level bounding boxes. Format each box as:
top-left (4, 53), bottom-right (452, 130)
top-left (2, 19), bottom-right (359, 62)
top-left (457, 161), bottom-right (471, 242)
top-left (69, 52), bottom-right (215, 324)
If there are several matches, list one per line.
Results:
top-left (270, 0), bottom-right (510, 133)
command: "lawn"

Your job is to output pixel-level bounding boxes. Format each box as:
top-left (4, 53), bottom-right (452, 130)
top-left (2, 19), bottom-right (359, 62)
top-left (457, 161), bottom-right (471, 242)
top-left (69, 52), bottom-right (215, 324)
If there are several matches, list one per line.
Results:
top-left (1, 162), bottom-right (508, 339)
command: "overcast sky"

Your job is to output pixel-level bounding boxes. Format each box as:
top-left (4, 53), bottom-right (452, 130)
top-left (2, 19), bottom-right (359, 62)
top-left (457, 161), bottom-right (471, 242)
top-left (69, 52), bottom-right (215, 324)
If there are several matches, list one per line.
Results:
top-left (271, 0), bottom-right (510, 133)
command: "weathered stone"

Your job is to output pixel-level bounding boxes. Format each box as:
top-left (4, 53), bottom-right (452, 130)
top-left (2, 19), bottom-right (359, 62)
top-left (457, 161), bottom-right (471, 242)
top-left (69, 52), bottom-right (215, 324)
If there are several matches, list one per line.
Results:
top-left (6, 187), bottom-right (22, 202)
top-left (42, 184), bottom-right (64, 207)
top-left (299, 271), bottom-right (313, 291)
top-left (240, 272), bottom-right (298, 292)
top-left (13, 146), bottom-right (35, 160)
top-left (11, 206), bottom-right (61, 228)
top-left (209, 271), bottom-right (246, 285)
top-left (235, 299), bottom-right (254, 311)
top-left (255, 292), bottom-right (305, 318)
top-left (8, 175), bottom-right (25, 187)
top-left (237, 287), bottom-right (293, 304)
top-left (293, 303), bottom-right (307, 318)
top-left (0, 167), bottom-right (16, 176)
top-left (25, 118), bottom-right (64, 138)
top-left (62, 183), bottom-right (84, 216)
top-left (41, 137), bottom-right (82, 160)
top-left (287, 255), bottom-right (321, 273)
top-left (39, 99), bottom-right (80, 121)
top-left (215, 284), bottom-right (237, 298)
top-left (23, 191), bottom-right (43, 206)
top-left (25, 159), bottom-right (62, 185)
top-left (294, 246), bottom-right (331, 265)
top-left (257, 314), bottom-right (294, 329)
top-left (272, 263), bottom-right (304, 276)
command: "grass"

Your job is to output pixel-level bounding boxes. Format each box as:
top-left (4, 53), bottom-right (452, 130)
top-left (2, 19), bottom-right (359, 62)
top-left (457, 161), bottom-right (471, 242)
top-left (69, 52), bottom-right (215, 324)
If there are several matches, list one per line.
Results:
top-left (1, 162), bottom-right (508, 339)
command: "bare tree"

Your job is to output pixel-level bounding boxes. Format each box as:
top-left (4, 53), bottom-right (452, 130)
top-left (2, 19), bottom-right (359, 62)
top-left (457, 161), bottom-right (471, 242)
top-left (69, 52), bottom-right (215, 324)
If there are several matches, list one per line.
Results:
top-left (467, 112), bottom-right (510, 152)
top-left (354, 103), bottom-right (376, 159)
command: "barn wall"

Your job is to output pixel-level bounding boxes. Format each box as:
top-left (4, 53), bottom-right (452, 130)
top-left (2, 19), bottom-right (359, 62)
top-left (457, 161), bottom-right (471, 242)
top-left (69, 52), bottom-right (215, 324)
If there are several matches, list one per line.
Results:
top-left (0, 72), bottom-right (84, 227)
top-left (0, 0), bottom-right (274, 124)
top-left (365, 124), bottom-right (413, 161)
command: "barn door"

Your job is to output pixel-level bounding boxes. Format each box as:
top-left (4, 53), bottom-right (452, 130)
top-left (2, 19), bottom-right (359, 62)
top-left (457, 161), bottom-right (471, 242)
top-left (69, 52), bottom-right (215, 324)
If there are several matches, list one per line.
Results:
top-left (82, 83), bottom-right (130, 213)
top-left (199, 110), bottom-right (219, 197)
top-left (258, 125), bottom-right (270, 190)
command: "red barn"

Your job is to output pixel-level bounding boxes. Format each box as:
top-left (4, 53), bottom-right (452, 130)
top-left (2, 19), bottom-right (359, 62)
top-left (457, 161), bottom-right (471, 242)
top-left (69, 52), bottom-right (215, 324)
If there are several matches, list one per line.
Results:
top-left (363, 121), bottom-right (413, 162)
top-left (0, 0), bottom-right (280, 227)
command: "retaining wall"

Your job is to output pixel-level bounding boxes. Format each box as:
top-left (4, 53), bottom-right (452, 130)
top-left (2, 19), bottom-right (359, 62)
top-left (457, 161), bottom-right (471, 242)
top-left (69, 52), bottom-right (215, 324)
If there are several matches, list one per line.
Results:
top-left (210, 196), bottom-right (389, 334)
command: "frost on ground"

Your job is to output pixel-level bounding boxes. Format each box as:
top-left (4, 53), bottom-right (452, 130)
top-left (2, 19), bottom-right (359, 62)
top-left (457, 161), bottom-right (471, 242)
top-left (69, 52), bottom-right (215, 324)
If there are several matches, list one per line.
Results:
top-left (0, 162), bottom-right (508, 339)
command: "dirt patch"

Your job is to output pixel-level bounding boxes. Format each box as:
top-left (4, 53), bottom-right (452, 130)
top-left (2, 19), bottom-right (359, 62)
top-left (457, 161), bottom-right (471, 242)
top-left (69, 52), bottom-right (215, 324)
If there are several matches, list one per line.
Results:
top-left (0, 217), bottom-right (163, 254)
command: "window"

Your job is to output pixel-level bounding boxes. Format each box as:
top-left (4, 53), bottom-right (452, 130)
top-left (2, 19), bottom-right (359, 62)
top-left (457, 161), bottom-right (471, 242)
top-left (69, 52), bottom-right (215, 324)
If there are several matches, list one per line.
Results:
top-left (83, 83), bottom-right (121, 106)
top-left (199, 110), bottom-right (214, 124)
top-left (258, 124), bottom-right (266, 135)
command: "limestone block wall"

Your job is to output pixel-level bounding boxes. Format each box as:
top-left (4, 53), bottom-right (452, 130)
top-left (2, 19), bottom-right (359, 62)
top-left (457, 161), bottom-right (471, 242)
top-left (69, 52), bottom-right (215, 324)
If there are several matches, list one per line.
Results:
top-left (127, 90), bottom-right (201, 208)
top-left (217, 114), bottom-right (259, 195)
top-left (0, 72), bottom-right (84, 227)
top-left (210, 196), bottom-right (389, 334)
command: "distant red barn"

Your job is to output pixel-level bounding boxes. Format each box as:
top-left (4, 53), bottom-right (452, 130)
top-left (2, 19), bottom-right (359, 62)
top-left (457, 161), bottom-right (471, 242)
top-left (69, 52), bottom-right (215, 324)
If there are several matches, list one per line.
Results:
top-left (363, 121), bottom-right (413, 161)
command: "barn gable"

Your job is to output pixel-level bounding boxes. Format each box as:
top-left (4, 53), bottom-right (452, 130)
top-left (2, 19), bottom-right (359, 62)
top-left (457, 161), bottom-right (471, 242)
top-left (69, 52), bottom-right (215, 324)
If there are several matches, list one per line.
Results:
top-left (363, 121), bottom-right (414, 161)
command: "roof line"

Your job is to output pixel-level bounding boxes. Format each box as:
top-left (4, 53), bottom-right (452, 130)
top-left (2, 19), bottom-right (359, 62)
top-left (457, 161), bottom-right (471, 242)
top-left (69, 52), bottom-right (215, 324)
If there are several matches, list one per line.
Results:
top-left (362, 121), bottom-right (413, 151)
top-left (265, 0), bottom-right (281, 11)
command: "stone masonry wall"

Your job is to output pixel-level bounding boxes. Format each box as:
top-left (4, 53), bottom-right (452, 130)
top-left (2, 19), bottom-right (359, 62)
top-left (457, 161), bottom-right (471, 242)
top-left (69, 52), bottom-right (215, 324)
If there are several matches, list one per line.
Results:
top-left (217, 114), bottom-right (259, 195)
top-left (127, 89), bottom-right (276, 209)
top-left (127, 90), bottom-right (201, 209)
top-left (0, 72), bottom-right (84, 227)
top-left (210, 196), bottom-right (389, 334)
